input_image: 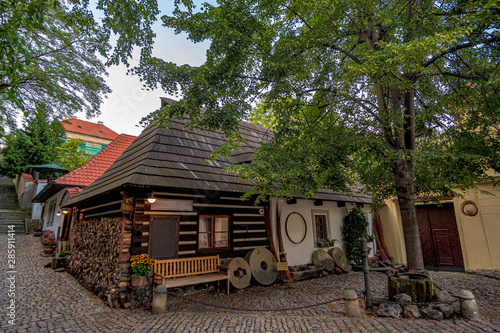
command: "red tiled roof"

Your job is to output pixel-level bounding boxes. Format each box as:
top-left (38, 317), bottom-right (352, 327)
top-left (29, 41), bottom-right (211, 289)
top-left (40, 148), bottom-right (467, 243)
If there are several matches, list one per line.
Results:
top-left (61, 118), bottom-right (119, 141)
top-left (54, 134), bottom-right (136, 186)
top-left (22, 173), bottom-right (34, 182)
top-left (59, 187), bottom-right (83, 206)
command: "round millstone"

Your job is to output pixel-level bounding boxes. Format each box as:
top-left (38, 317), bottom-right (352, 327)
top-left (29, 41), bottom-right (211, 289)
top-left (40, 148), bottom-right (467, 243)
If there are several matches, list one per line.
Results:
top-left (328, 247), bottom-right (348, 270)
top-left (221, 257), bottom-right (251, 290)
top-left (244, 247), bottom-right (277, 286)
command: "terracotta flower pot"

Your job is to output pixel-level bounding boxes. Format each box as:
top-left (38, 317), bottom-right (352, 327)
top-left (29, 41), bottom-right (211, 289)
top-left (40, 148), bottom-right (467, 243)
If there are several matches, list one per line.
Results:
top-left (43, 246), bottom-right (55, 255)
top-left (131, 276), bottom-right (148, 287)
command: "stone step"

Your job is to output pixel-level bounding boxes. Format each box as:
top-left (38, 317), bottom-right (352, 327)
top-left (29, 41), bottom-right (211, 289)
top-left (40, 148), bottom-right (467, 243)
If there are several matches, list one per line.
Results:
top-left (0, 224), bottom-right (26, 233)
top-left (0, 212), bottom-right (29, 220)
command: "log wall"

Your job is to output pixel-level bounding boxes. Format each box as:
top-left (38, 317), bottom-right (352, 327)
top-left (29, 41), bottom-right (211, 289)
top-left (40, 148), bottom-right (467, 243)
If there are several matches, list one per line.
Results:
top-left (67, 217), bottom-right (132, 308)
top-left (131, 193), bottom-right (271, 259)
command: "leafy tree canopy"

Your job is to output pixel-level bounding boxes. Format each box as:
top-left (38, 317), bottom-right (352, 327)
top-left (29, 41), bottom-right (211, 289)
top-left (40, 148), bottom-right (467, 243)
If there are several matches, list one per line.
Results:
top-left (0, 109), bottom-right (65, 178)
top-left (128, 0), bottom-right (499, 270)
top-left (56, 139), bottom-right (92, 171)
top-left (0, 0), bottom-right (159, 134)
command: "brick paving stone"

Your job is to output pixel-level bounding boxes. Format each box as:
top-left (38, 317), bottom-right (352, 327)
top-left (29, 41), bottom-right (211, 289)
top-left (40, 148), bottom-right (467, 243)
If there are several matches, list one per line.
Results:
top-left (1, 234), bottom-right (500, 332)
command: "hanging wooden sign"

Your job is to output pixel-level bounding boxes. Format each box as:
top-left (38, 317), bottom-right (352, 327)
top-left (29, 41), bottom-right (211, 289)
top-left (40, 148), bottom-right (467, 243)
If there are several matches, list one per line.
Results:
top-left (277, 262), bottom-right (289, 271)
top-left (121, 197), bottom-right (134, 214)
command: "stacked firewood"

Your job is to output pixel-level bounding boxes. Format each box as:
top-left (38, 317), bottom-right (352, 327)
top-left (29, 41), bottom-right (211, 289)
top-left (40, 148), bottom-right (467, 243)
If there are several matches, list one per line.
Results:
top-left (67, 217), bottom-right (126, 308)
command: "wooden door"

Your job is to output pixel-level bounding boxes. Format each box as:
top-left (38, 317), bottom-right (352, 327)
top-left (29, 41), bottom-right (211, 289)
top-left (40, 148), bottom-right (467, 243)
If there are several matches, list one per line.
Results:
top-left (416, 203), bottom-right (464, 270)
top-left (150, 217), bottom-right (179, 259)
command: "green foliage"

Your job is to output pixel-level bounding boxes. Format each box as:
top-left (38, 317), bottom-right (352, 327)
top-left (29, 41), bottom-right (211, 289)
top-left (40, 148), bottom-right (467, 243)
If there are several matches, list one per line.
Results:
top-left (130, 0), bottom-right (499, 205)
top-left (58, 250), bottom-right (71, 258)
top-left (0, 109), bottom-right (64, 178)
top-left (68, 0), bottom-right (499, 269)
top-left (316, 238), bottom-right (337, 248)
top-left (56, 139), bottom-right (92, 171)
top-left (341, 207), bottom-right (369, 265)
top-left (0, 0), bottom-right (161, 135)
top-left (130, 254), bottom-right (155, 277)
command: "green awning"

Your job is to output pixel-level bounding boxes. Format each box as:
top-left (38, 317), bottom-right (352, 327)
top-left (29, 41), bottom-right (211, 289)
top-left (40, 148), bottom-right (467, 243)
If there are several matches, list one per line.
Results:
top-left (29, 164), bottom-right (69, 172)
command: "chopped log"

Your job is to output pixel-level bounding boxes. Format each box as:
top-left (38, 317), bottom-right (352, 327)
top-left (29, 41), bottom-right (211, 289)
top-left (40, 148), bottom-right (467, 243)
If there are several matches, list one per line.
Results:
top-left (66, 217), bottom-right (128, 308)
top-left (312, 249), bottom-right (335, 272)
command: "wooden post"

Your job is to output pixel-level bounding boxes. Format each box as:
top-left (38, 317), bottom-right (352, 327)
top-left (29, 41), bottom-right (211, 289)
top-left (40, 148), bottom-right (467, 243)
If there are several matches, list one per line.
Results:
top-left (275, 201), bottom-right (293, 284)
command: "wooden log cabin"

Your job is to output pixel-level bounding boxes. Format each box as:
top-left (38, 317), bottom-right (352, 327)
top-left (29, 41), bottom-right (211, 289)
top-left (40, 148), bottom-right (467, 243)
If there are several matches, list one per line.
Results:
top-left (63, 110), bottom-right (372, 307)
top-left (62, 117), bottom-right (276, 307)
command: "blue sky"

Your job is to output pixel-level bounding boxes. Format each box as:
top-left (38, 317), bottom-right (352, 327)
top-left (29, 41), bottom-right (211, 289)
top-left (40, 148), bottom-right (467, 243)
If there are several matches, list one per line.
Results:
top-left (75, 2), bottom-right (210, 136)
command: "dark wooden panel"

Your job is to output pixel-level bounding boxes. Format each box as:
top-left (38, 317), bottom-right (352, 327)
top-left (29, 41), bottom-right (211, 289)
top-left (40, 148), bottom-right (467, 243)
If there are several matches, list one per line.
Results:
top-left (178, 245), bottom-right (197, 252)
top-left (134, 215), bottom-right (150, 222)
top-left (427, 204), bottom-right (464, 269)
top-left (417, 204), bottom-right (464, 270)
top-left (232, 232), bottom-right (268, 239)
top-left (131, 246), bottom-right (148, 255)
top-left (179, 234), bottom-right (197, 241)
top-left (132, 235), bottom-right (149, 243)
top-left (150, 217), bottom-right (179, 259)
top-left (433, 229), bottom-right (454, 266)
top-left (416, 206), bottom-right (436, 267)
top-left (133, 224), bottom-right (150, 232)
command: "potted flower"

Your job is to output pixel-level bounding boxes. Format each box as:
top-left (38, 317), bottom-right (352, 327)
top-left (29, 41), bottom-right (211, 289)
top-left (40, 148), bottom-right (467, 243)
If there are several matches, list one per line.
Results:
top-left (33, 228), bottom-right (43, 237)
top-left (42, 240), bottom-right (57, 255)
top-left (130, 254), bottom-right (155, 287)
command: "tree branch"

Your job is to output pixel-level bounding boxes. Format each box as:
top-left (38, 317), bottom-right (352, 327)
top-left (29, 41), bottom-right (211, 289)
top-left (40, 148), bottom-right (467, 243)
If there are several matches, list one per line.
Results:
top-left (321, 43), bottom-right (363, 64)
top-left (423, 36), bottom-right (500, 68)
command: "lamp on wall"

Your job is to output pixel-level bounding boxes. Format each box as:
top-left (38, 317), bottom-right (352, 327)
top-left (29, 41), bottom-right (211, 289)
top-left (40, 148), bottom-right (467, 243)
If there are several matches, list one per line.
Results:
top-left (56, 210), bottom-right (62, 216)
top-left (147, 192), bottom-right (157, 204)
top-left (62, 208), bottom-right (69, 214)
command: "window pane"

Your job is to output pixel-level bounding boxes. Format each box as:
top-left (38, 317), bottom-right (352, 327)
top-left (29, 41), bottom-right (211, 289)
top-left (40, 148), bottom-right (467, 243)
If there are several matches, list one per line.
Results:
top-left (215, 232), bottom-right (228, 248)
top-left (199, 232), bottom-right (212, 249)
top-left (315, 215), bottom-right (327, 240)
top-left (200, 218), bottom-right (213, 232)
top-left (215, 217), bottom-right (228, 231)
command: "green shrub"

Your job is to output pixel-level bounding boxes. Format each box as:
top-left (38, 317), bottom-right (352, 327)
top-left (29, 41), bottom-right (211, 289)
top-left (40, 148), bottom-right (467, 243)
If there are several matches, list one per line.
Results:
top-left (341, 206), bottom-right (368, 265)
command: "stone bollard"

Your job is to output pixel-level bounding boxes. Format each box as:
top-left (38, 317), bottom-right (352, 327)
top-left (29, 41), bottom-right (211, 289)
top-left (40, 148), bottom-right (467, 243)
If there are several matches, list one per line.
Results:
top-left (344, 289), bottom-right (361, 317)
top-left (459, 290), bottom-right (480, 321)
top-left (151, 285), bottom-right (168, 315)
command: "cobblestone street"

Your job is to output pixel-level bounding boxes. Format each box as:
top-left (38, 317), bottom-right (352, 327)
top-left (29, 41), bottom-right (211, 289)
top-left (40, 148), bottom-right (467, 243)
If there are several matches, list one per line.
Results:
top-left (1, 234), bottom-right (499, 332)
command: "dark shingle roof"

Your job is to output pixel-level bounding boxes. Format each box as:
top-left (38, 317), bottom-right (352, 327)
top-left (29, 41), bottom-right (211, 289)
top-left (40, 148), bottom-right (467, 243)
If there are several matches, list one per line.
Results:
top-left (66, 118), bottom-right (371, 206)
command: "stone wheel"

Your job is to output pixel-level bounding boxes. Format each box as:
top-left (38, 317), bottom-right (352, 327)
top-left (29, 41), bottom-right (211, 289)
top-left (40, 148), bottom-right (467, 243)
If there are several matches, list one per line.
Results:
top-left (221, 257), bottom-right (251, 290)
top-left (328, 247), bottom-right (347, 270)
top-left (312, 249), bottom-right (335, 272)
top-left (244, 247), bottom-right (277, 286)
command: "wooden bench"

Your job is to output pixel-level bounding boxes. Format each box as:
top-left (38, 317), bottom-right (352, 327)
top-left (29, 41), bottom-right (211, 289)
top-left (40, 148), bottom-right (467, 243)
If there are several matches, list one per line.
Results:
top-left (153, 255), bottom-right (230, 294)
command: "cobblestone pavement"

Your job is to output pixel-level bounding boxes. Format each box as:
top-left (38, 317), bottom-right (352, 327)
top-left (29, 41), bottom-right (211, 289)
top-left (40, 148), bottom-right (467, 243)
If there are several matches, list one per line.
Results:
top-left (1, 234), bottom-right (499, 332)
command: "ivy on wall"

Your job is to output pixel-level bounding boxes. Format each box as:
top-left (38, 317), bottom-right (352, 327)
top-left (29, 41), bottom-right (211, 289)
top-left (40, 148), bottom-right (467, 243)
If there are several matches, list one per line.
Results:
top-left (341, 207), bottom-right (368, 265)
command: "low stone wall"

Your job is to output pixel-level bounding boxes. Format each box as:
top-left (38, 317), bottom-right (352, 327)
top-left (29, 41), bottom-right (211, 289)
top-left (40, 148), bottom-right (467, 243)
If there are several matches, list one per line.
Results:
top-left (67, 217), bottom-right (130, 308)
top-left (27, 219), bottom-right (42, 233)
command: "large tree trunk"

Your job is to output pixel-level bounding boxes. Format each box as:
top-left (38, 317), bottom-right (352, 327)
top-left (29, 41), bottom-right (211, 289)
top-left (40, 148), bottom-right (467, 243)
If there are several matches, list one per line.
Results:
top-left (391, 159), bottom-right (424, 271)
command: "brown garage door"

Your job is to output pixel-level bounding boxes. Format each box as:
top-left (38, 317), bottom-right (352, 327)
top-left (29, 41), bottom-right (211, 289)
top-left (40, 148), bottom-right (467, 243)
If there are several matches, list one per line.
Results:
top-left (416, 203), bottom-right (464, 271)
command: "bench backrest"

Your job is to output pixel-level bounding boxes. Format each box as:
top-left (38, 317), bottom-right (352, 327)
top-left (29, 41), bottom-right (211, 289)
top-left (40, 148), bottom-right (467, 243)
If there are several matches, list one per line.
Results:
top-left (154, 255), bottom-right (220, 279)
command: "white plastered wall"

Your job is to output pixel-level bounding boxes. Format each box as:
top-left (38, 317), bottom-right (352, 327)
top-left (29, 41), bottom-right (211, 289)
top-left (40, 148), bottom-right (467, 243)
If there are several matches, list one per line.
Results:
top-left (41, 190), bottom-right (65, 238)
top-left (269, 198), bottom-right (374, 266)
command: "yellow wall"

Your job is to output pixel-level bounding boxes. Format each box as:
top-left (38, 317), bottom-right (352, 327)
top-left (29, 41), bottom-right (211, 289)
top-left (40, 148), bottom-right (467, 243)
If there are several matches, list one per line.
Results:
top-left (453, 179), bottom-right (500, 270)
top-left (377, 200), bottom-right (407, 265)
top-left (65, 132), bottom-right (113, 145)
top-left (379, 174), bottom-right (500, 270)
